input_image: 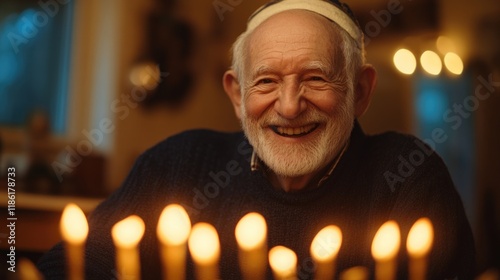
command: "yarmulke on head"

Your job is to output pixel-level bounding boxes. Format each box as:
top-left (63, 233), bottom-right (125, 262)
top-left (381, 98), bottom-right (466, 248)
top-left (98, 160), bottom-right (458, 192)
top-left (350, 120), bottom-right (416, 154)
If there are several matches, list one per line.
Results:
top-left (247, 0), bottom-right (363, 48)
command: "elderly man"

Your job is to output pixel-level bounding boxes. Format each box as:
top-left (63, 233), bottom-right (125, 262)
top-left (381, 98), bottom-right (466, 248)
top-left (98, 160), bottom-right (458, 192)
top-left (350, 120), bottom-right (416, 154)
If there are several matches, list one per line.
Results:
top-left (38, 0), bottom-right (475, 279)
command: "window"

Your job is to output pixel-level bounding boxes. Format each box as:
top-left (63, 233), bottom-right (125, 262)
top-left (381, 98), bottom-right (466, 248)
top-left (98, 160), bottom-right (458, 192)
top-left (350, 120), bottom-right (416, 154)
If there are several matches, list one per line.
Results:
top-left (414, 73), bottom-right (475, 220)
top-left (0, 0), bottom-right (74, 134)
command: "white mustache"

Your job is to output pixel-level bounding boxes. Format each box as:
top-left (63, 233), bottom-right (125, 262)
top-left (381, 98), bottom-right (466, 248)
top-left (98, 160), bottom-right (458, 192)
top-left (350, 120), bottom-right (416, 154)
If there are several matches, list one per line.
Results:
top-left (260, 110), bottom-right (329, 127)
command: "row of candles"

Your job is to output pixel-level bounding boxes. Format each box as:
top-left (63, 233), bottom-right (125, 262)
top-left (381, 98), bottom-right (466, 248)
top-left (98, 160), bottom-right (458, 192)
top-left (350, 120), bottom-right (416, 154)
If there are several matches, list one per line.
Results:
top-left (24, 203), bottom-right (435, 280)
top-left (59, 203), bottom-right (433, 280)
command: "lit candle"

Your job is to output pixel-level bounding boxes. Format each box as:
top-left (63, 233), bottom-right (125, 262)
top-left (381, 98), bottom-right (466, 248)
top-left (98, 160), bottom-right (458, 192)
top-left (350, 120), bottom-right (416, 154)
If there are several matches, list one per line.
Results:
top-left (157, 204), bottom-right (192, 280)
top-left (339, 266), bottom-right (368, 280)
top-left (371, 221), bottom-right (400, 280)
top-left (406, 218), bottom-right (434, 280)
top-left (111, 215), bottom-right (145, 280)
top-left (269, 246), bottom-right (297, 280)
top-left (19, 258), bottom-right (43, 280)
top-left (60, 203), bottom-right (89, 280)
top-left (310, 225), bottom-right (342, 280)
top-left (235, 212), bottom-right (267, 280)
top-left (188, 222), bottom-right (220, 280)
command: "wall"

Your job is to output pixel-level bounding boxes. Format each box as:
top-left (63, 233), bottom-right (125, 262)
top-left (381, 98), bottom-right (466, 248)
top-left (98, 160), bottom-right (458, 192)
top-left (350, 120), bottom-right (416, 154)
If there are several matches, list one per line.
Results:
top-left (108, 0), bottom-right (243, 190)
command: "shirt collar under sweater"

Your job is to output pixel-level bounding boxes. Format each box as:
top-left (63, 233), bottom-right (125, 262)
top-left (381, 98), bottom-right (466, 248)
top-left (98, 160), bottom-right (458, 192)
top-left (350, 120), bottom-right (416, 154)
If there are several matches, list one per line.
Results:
top-left (249, 121), bottom-right (361, 188)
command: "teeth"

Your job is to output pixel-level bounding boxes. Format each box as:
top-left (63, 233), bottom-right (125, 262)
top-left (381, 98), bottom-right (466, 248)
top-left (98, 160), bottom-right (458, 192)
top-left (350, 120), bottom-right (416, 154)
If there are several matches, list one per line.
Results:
top-left (275, 124), bottom-right (316, 136)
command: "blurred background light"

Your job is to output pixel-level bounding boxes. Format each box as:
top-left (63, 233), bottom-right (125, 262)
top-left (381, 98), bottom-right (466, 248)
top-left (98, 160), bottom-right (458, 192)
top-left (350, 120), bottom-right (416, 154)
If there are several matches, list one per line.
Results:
top-left (420, 50), bottom-right (442, 76)
top-left (129, 62), bottom-right (161, 90)
top-left (416, 89), bottom-right (447, 123)
top-left (444, 52), bottom-right (464, 75)
top-left (393, 48), bottom-right (417, 75)
top-left (0, 52), bottom-right (19, 84)
top-left (436, 36), bottom-right (455, 54)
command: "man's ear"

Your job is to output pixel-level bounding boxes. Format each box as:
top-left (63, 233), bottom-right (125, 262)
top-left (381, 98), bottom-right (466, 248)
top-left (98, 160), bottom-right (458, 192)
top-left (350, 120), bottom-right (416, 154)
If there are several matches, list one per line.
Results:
top-left (223, 69), bottom-right (243, 120)
top-left (354, 64), bottom-right (377, 118)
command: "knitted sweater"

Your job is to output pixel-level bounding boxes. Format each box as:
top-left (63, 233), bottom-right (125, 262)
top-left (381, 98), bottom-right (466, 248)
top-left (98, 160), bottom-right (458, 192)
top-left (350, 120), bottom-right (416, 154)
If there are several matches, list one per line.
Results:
top-left (37, 123), bottom-right (476, 279)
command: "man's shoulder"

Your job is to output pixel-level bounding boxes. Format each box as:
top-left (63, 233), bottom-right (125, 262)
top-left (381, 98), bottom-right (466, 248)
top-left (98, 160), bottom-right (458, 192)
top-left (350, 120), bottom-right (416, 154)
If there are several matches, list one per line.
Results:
top-left (360, 129), bottom-right (449, 176)
top-left (366, 129), bottom-right (434, 157)
top-left (361, 129), bottom-right (451, 187)
top-left (143, 129), bottom-right (246, 159)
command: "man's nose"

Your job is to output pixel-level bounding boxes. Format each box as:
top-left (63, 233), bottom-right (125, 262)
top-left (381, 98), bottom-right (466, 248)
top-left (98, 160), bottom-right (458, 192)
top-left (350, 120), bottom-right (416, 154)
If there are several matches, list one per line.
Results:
top-left (274, 81), bottom-right (306, 119)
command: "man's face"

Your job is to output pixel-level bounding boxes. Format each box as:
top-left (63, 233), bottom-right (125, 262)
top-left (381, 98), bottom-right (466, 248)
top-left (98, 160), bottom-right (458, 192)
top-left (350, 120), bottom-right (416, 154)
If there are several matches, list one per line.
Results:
top-left (240, 10), bottom-right (355, 178)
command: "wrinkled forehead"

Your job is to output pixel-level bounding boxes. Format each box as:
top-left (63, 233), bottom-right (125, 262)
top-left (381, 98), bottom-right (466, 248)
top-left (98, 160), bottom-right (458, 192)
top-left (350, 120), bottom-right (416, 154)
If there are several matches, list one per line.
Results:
top-left (246, 11), bottom-right (343, 75)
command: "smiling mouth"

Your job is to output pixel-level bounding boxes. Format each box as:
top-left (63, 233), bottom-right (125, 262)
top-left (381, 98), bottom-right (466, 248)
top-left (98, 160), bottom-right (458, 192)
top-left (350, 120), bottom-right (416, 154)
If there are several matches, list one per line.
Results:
top-left (270, 123), bottom-right (320, 137)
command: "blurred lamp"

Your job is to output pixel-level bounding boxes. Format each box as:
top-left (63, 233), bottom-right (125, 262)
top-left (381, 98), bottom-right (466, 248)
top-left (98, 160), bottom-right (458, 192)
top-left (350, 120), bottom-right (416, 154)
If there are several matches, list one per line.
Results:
top-left (436, 36), bottom-right (455, 54)
top-left (393, 49), bottom-right (417, 75)
top-left (420, 51), bottom-right (442, 76)
top-left (129, 62), bottom-right (161, 90)
top-left (444, 52), bottom-right (464, 75)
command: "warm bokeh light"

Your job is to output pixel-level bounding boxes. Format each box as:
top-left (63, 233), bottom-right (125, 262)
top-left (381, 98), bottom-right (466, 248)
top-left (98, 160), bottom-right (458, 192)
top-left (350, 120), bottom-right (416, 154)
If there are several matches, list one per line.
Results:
top-left (436, 36), bottom-right (455, 54)
top-left (371, 221), bottom-right (401, 261)
top-left (310, 225), bottom-right (342, 262)
top-left (60, 203), bottom-right (89, 244)
top-left (393, 49), bottom-right (417, 75)
top-left (157, 204), bottom-right (192, 246)
top-left (339, 266), bottom-right (369, 280)
top-left (407, 218), bottom-right (434, 258)
top-left (19, 258), bottom-right (43, 280)
top-left (269, 246), bottom-right (297, 278)
top-left (420, 50), bottom-right (442, 76)
top-left (188, 223), bottom-right (220, 265)
top-left (444, 52), bottom-right (464, 75)
top-left (129, 61), bottom-right (161, 89)
top-left (235, 212), bottom-right (267, 251)
top-left (111, 215), bottom-right (146, 249)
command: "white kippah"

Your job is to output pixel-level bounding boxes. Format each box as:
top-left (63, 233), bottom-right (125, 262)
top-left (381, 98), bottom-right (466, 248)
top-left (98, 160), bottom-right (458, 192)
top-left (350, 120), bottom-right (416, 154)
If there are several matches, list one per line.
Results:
top-left (247, 0), bottom-right (363, 48)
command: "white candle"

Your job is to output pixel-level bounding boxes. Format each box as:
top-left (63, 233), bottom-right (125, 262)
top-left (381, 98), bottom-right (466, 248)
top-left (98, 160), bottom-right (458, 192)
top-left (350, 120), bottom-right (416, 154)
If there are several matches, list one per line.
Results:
top-left (188, 223), bottom-right (220, 280)
top-left (111, 215), bottom-right (145, 280)
top-left (310, 225), bottom-right (342, 280)
top-left (157, 204), bottom-right (191, 280)
top-left (235, 212), bottom-right (267, 280)
top-left (60, 203), bottom-right (89, 280)
top-left (371, 221), bottom-right (400, 280)
top-left (269, 246), bottom-right (297, 280)
top-left (407, 218), bottom-right (434, 280)
top-left (19, 258), bottom-right (43, 280)
top-left (339, 266), bottom-right (368, 280)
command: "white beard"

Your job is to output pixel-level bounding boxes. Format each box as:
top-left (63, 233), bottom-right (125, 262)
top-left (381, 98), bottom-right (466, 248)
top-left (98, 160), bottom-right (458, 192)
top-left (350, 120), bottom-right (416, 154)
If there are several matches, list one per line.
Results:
top-left (241, 94), bottom-right (355, 177)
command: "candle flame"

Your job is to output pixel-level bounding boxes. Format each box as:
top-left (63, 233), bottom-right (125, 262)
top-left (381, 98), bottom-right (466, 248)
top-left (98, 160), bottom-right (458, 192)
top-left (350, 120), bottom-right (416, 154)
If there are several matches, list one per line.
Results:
top-left (235, 212), bottom-right (267, 251)
top-left (157, 204), bottom-right (191, 246)
top-left (19, 258), bottom-right (43, 280)
top-left (188, 223), bottom-right (220, 265)
top-left (407, 218), bottom-right (434, 258)
top-left (60, 203), bottom-right (88, 244)
top-left (310, 225), bottom-right (342, 262)
top-left (340, 266), bottom-right (369, 280)
top-left (269, 246), bottom-right (297, 277)
top-left (371, 220), bottom-right (401, 261)
top-left (111, 215), bottom-right (145, 249)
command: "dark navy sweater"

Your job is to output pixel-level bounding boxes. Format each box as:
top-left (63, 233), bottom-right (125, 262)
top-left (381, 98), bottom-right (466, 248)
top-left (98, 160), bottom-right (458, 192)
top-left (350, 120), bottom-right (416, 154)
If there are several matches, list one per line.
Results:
top-left (38, 123), bottom-right (475, 279)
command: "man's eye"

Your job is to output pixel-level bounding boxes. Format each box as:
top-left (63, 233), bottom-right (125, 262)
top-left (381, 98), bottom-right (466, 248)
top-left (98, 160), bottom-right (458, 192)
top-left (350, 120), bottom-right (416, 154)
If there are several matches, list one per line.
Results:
top-left (257, 78), bottom-right (274, 84)
top-left (309, 76), bottom-right (325, 81)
